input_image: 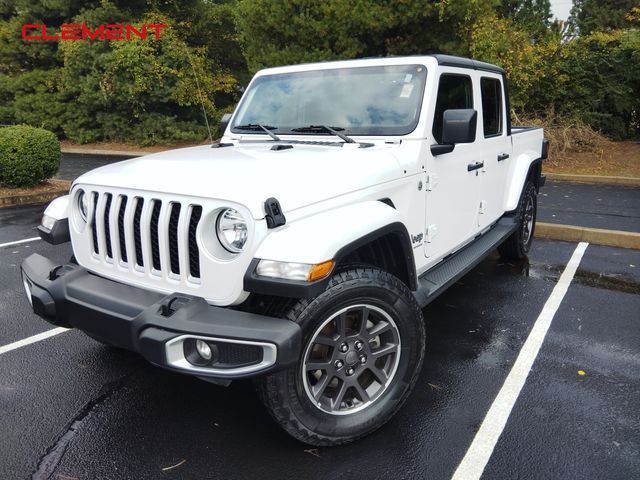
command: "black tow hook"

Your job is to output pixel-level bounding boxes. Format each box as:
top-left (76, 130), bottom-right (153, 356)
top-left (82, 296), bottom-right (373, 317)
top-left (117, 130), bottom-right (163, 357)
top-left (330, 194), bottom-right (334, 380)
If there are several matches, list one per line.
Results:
top-left (160, 296), bottom-right (192, 317)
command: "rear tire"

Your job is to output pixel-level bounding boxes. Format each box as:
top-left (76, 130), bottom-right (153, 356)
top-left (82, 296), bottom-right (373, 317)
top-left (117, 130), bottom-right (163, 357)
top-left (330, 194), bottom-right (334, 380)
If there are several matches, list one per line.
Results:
top-left (498, 181), bottom-right (537, 260)
top-left (256, 267), bottom-right (425, 446)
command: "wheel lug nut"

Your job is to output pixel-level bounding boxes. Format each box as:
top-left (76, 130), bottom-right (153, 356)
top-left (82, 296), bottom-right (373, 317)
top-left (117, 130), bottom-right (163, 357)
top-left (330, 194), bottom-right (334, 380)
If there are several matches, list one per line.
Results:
top-left (346, 367), bottom-right (355, 376)
top-left (355, 340), bottom-right (364, 350)
top-left (339, 343), bottom-right (348, 353)
top-left (334, 360), bottom-right (344, 369)
top-left (359, 355), bottom-right (367, 364)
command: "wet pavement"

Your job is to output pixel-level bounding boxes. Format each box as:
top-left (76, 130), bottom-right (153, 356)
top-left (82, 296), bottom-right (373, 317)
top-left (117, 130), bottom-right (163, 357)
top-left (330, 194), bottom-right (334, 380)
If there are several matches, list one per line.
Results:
top-left (537, 180), bottom-right (640, 232)
top-left (0, 203), bottom-right (45, 243)
top-left (1, 202), bottom-right (638, 479)
top-left (486, 243), bottom-right (640, 480)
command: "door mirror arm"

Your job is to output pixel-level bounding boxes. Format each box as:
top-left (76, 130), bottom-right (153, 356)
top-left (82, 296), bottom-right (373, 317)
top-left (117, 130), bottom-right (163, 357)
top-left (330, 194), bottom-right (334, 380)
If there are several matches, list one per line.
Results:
top-left (430, 144), bottom-right (455, 156)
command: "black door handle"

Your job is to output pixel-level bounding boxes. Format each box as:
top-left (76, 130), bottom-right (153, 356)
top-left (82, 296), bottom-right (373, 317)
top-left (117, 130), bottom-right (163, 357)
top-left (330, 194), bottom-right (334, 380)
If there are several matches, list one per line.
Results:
top-left (467, 161), bottom-right (484, 172)
top-left (497, 153), bottom-right (510, 161)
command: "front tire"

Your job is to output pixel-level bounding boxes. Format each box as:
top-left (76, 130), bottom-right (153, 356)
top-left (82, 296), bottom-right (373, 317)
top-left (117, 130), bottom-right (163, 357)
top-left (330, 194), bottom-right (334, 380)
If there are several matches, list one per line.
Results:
top-left (498, 180), bottom-right (537, 260)
top-left (256, 267), bottom-right (425, 446)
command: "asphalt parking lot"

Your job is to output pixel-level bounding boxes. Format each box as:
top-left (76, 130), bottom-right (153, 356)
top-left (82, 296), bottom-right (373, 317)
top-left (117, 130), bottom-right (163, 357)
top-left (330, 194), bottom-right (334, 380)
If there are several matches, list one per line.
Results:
top-left (538, 181), bottom-right (640, 232)
top-left (1, 203), bottom-right (639, 479)
top-left (55, 153), bottom-right (134, 182)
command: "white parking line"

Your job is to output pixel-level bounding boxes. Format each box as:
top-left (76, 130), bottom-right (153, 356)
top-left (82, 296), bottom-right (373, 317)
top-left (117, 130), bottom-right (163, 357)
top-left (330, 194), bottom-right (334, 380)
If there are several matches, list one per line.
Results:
top-left (452, 241), bottom-right (589, 480)
top-left (0, 327), bottom-right (70, 355)
top-left (0, 236), bottom-right (41, 248)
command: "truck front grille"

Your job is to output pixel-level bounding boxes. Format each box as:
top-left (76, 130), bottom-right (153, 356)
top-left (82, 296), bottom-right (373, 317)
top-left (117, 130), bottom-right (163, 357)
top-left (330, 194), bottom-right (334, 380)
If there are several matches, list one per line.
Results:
top-left (89, 192), bottom-right (203, 280)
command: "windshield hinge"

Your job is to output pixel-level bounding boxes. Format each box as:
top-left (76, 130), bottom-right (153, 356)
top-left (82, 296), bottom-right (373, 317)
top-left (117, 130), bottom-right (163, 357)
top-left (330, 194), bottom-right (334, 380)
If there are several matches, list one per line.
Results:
top-left (264, 197), bottom-right (286, 228)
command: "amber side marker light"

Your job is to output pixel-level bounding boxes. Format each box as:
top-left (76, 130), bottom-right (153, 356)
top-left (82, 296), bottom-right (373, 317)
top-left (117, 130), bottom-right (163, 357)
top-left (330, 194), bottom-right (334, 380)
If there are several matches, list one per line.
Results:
top-left (255, 259), bottom-right (336, 282)
top-left (308, 259), bottom-right (335, 282)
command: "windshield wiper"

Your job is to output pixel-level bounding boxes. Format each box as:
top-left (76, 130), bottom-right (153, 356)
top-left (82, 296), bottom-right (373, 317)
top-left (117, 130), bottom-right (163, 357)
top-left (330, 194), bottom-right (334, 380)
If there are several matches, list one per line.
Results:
top-left (291, 125), bottom-right (356, 144)
top-left (234, 123), bottom-right (281, 141)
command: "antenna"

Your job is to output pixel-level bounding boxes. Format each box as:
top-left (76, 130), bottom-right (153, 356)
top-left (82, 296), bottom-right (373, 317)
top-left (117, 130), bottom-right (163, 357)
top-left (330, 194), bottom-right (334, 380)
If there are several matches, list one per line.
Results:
top-left (183, 46), bottom-right (213, 143)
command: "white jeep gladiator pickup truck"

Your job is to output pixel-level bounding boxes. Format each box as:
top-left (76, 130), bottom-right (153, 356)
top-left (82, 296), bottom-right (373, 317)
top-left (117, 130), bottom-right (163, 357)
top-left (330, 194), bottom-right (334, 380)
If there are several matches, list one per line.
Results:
top-left (22, 55), bottom-right (547, 445)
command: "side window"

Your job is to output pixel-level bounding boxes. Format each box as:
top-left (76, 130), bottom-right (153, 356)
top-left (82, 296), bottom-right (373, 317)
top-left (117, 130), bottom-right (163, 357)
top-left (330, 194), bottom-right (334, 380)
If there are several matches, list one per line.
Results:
top-left (432, 74), bottom-right (473, 144)
top-left (480, 77), bottom-right (503, 137)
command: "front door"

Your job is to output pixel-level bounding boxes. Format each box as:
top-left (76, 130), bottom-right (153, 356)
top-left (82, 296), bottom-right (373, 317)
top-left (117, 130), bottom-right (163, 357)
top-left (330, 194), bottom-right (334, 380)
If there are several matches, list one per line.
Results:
top-left (425, 71), bottom-right (482, 261)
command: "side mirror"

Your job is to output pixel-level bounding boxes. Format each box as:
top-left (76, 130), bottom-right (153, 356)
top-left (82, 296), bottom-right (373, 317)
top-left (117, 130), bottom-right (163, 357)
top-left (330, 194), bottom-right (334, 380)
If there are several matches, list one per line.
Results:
top-left (219, 112), bottom-right (233, 138)
top-left (431, 109), bottom-right (477, 156)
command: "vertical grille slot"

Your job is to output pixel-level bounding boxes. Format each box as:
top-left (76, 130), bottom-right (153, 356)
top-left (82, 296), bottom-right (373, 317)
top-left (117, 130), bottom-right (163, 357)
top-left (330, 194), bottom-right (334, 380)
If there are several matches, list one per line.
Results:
top-left (103, 193), bottom-right (113, 259)
top-left (150, 200), bottom-right (162, 271)
top-left (133, 197), bottom-right (144, 267)
top-left (168, 203), bottom-right (181, 275)
top-left (118, 196), bottom-right (128, 263)
top-left (188, 206), bottom-right (202, 278)
top-left (91, 192), bottom-right (99, 254)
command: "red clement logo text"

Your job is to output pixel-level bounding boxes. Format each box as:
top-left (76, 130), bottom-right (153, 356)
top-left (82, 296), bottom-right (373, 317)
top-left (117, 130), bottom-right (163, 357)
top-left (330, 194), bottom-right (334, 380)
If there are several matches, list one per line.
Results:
top-left (22, 24), bottom-right (168, 41)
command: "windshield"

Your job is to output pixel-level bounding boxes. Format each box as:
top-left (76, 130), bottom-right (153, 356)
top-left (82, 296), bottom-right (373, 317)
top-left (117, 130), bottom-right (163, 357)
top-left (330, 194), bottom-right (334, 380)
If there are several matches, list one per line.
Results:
top-left (231, 64), bottom-right (427, 136)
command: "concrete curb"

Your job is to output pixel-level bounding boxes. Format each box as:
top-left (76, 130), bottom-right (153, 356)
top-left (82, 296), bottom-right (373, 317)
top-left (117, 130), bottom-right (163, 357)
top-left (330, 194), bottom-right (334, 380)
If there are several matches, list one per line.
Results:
top-left (545, 173), bottom-right (640, 186)
top-left (61, 147), bottom-right (147, 157)
top-left (536, 222), bottom-right (640, 250)
top-left (0, 185), bottom-right (70, 209)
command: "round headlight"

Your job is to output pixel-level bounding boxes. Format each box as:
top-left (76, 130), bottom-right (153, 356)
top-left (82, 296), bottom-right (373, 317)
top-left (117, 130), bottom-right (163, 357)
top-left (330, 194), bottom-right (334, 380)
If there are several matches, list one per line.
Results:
top-left (77, 190), bottom-right (89, 222)
top-left (216, 208), bottom-right (248, 253)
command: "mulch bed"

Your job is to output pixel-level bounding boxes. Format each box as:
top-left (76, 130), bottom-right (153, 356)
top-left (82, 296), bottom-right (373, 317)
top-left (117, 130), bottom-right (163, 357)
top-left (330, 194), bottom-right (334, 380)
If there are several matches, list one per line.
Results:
top-left (544, 141), bottom-right (640, 177)
top-left (0, 179), bottom-right (71, 198)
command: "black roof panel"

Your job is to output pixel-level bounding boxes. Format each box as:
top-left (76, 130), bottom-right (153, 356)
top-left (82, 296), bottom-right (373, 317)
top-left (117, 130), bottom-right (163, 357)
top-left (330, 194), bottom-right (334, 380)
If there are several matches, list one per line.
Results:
top-left (432, 54), bottom-right (505, 74)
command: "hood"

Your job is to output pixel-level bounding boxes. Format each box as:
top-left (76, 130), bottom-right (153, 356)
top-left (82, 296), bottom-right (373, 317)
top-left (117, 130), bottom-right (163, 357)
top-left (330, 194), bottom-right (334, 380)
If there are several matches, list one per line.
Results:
top-left (74, 143), bottom-right (404, 219)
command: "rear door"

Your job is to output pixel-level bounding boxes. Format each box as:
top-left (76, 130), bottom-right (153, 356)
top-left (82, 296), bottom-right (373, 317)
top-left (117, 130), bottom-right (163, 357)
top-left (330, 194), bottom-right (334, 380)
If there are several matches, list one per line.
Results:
top-left (477, 74), bottom-right (511, 229)
top-left (424, 71), bottom-right (482, 260)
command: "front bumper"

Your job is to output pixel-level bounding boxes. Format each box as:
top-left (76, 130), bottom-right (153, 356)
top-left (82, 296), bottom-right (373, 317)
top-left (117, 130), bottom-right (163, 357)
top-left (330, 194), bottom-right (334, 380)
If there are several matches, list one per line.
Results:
top-left (21, 254), bottom-right (301, 379)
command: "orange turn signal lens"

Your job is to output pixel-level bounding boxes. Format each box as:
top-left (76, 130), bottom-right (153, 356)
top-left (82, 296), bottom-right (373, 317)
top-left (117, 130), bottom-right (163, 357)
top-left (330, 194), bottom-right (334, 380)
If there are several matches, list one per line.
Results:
top-left (307, 260), bottom-right (335, 282)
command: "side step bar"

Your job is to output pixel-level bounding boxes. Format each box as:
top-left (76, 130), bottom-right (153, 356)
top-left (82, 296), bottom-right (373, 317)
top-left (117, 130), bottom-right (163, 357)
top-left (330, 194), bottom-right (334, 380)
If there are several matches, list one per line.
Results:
top-left (414, 216), bottom-right (519, 308)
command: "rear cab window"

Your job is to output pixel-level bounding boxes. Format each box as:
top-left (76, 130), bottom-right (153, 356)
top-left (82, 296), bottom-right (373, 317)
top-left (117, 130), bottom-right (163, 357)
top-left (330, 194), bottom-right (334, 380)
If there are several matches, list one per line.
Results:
top-left (432, 74), bottom-right (473, 144)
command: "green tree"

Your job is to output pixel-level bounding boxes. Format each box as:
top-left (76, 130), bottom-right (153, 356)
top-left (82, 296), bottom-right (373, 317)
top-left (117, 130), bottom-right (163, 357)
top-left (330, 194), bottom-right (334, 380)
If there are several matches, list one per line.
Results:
top-left (58, 7), bottom-right (236, 144)
top-left (469, 14), bottom-right (554, 111)
top-left (235, 0), bottom-right (387, 71)
top-left (0, 0), bottom-right (243, 144)
top-left (568, 0), bottom-right (637, 35)
top-left (498, 0), bottom-right (553, 40)
top-left (235, 0), bottom-right (498, 72)
top-left (558, 29), bottom-right (640, 138)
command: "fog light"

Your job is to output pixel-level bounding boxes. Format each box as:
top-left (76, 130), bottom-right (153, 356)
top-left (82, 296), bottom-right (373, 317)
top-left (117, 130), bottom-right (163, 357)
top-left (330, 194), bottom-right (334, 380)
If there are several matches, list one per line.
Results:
top-left (196, 339), bottom-right (212, 361)
top-left (183, 338), bottom-right (220, 366)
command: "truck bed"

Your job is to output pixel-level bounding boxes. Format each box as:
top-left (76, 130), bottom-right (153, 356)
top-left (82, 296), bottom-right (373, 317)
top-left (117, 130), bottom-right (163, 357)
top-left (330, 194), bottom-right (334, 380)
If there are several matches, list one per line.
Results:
top-left (512, 126), bottom-right (544, 160)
